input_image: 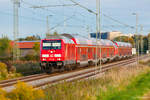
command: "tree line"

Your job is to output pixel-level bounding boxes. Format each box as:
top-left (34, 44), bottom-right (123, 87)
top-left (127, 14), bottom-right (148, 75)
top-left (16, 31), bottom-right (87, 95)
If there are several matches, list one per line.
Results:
top-left (113, 33), bottom-right (150, 54)
top-left (0, 31), bottom-right (59, 61)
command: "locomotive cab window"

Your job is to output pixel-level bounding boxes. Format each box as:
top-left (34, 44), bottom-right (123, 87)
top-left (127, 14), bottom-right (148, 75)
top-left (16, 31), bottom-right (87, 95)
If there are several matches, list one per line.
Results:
top-left (42, 40), bottom-right (61, 50)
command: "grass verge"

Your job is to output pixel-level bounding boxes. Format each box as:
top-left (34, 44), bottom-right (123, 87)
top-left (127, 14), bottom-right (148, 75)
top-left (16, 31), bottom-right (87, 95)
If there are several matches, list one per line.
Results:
top-left (44, 65), bottom-right (150, 100)
top-left (0, 81), bottom-right (45, 100)
top-left (99, 67), bottom-right (150, 100)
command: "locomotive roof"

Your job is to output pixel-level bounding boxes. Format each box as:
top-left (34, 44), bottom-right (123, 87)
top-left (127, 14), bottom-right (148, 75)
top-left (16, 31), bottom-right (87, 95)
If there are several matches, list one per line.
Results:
top-left (115, 41), bottom-right (132, 47)
top-left (45, 35), bottom-right (74, 44)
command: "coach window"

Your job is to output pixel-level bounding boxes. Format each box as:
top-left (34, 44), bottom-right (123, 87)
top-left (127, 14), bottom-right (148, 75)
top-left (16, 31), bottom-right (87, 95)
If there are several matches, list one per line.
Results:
top-left (120, 48), bottom-right (122, 56)
top-left (68, 46), bottom-right (70, 57)
top-left (107, 48), bottom-right (109, 56)
top-left (88, 48), bottom-right (91, 53)
top-left (110, 49), bottom-right (112, 57)
top-left (93, 48), bottom-right (96, 59)
top-left (109, 48), bottom-right (112, 57)
top-left (103, 48), bottom-right (105, 57)
top-left (71, 45), bottom-right (74, 57)
top-left (98, 48), bottom-right (100, 55)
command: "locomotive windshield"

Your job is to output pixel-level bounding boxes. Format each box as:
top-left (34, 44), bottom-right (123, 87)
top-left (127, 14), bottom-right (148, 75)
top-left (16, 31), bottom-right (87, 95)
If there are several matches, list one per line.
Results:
top-left (42, 40), bottom-right (61, 50)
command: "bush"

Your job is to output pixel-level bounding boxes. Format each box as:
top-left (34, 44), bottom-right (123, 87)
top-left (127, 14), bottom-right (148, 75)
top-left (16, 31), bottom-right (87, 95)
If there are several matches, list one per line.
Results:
top-left (20, 55), bottom-right (40, 61)
top-left (8, 81), bottom-right (45, 100)
top-left (0, 37), bottom-right (12, 59)
top-left (0, 62), bottom-right (21, 80)
top-left (23, 54), bottom-right (35, 61)
top-left (0, 88), bottom-right (10, 100)
top-left (13, 61), bottom-right (41, 75)
top-left (0, 62), bottom-right (8, 79)
top-left (0, 81), bottom-right (45, 100)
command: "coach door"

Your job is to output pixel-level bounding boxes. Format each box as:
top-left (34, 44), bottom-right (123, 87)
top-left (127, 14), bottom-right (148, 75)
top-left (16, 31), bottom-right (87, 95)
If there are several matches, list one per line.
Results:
top-left (77, 47), bottom-right (80, 64)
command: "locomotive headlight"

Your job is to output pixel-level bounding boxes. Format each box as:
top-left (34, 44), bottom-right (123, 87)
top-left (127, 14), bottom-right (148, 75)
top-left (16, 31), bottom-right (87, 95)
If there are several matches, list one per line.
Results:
top-left (54, 54), bottom-right (61, 57)
top-left (42, 54), bottom-right (49, 57)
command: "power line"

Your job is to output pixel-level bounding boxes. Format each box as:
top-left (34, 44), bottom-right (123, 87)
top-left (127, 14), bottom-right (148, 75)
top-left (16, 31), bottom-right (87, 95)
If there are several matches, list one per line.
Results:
top-left (21, 0), bottom-right (55, 14)
top-left (10, 0), bottom-right (141, 37)
top-left (20, 1), bottom-right (88, 31)
top-left (21, 5), bottom-right (47, 17)
top-left (103, 14), bottom-right (135, 29)
top-left (0, 10), bottom-right (46, 22)
top-left (20, 0), bottom-right (95, 31)
top-left (50, 14), bottom-right (76, 30)
top-left (54, 25), bottom-right (85, 28)
top-left (68, 0), bottom-right (97, 15)
top-left (68, 0), bottom-right (134, 30)
top-left (31, 4), bottom-right (77, 8)
top-left (102, 25), bottom-right (134, 28)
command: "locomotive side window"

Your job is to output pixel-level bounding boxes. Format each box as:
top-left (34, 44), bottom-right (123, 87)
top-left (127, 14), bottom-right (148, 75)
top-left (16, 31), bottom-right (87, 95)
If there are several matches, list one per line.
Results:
top-left (42, 40), bottom-right (61, 50)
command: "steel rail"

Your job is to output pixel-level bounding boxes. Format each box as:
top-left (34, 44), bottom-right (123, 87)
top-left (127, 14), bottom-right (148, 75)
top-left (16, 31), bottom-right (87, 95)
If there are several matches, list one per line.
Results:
top-left (0, 55), bottom-right (149, 92)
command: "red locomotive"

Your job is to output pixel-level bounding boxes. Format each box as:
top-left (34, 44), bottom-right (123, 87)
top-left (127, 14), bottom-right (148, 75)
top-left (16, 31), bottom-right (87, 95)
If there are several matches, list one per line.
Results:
top-left (40, 34), bottom-right (132, 73)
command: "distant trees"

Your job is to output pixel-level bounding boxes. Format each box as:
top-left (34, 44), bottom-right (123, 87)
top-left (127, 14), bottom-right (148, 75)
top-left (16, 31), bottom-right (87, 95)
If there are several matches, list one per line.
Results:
top-left (53, 31), bottom-right (58, 35)
top-left (46, 31), bottom-right (58, 38)
top-left (148, 33), bottom-right (150, 37)
top-left (132, 35), bottom-right (150, 54)
top-left (33, 42), bottom-right (40, 61)
top-left (19, 32), bottom-right (59, 41)
top-left (33, 42), bottom-right (40, 55)
top-left (113, 34), bottom-right (150, 54)
top-left (143, 36), bottom-right (148, 53)
top-left (18, 35), bottom-right (40, 41)
top-left (148, 33), bottom-right (150, 51)
top-left (0, 37), bottom-right (12, 59)
top-left (113, 36), bottom-right (134, 46)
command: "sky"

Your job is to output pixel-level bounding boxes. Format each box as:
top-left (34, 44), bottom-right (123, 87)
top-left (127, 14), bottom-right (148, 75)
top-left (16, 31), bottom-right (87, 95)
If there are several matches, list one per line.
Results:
top-left (0, 0), bottom-right (150, 39)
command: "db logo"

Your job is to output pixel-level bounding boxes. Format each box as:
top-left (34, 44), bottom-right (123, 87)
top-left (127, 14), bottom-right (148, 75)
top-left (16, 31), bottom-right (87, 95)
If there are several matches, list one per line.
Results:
top-left (48, 51), bottom-right (53, 53)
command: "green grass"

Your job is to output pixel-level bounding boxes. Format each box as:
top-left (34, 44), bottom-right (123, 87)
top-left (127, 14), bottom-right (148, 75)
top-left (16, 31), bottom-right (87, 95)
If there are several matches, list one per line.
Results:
top-left (99, 71), bottom-right (150, 100)
top-left (44, 65), bottom-right (150, 100)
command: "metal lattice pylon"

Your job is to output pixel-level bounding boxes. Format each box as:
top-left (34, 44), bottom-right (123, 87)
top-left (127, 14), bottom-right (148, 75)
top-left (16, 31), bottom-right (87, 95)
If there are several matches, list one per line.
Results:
top-left (13, 0), bottom-right (20, 61)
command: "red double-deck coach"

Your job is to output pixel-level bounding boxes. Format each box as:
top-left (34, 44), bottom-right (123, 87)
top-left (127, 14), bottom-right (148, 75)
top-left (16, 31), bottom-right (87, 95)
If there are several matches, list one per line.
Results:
top-left (40, 34), bottom-right (132, 73)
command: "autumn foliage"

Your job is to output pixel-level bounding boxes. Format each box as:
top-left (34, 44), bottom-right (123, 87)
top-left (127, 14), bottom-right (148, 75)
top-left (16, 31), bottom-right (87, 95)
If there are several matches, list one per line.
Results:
top-left (0, 81), bottom-right (45, 100)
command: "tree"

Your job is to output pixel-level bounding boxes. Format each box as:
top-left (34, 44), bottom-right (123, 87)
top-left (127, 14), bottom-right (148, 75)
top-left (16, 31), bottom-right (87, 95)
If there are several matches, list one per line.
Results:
top-left (33, 42), bottom-right (40, 61)
top-left (113, 36), bottom-right (134, 46)
top-left (143, 36), bottom-right (148, 53)
top-left (0, 37), bottom-right (12, 59)
top-left (148, 33), bottom-right (150, 37)
top-left (33, 42), bottom-right (40, 56)
top-left (18, 35), bottom-right (40, 41)
top-left (148, 33), bottom-right (150, 51)
top-left (53, 31), bottom-right (58, 36)
top-left (46, 31), bottom-right (59, 38)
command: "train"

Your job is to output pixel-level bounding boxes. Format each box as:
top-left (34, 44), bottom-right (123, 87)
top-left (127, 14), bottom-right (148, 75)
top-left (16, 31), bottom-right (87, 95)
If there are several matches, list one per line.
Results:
top-left (40, 34), bottom-right (132, 73)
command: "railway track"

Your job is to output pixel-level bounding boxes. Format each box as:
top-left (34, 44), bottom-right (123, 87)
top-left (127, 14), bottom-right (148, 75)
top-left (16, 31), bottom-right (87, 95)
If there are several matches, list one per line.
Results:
top-left (0, 55), bottom-right (149, 92)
